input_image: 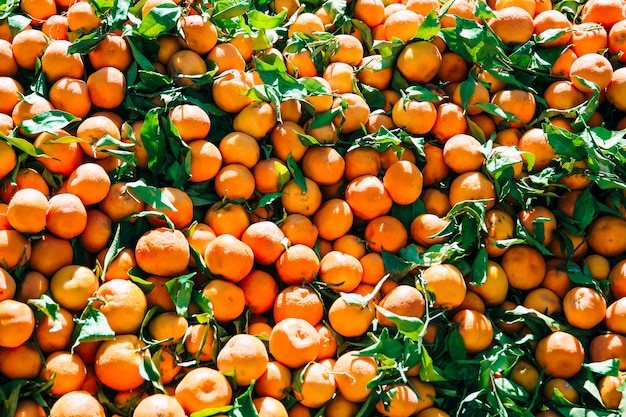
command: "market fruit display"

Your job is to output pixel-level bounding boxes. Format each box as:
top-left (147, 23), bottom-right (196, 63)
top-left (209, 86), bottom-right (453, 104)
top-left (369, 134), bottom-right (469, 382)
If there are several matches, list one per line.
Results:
top-left (2, 0), bottom-right (626, 416)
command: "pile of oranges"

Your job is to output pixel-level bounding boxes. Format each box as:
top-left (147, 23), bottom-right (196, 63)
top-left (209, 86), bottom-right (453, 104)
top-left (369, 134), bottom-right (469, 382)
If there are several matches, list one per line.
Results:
top-left (2, 0), bottom-right (626, 416)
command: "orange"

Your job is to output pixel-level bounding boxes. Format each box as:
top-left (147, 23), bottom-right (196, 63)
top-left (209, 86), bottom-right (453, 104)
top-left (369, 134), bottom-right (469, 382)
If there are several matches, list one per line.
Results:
top-left (238, 270), bottom-right (279, 315)
top-left (587, 214), bottom-right (626, 257)
top-left (442, 133), bottom-right (484, 174)
top-left (533, 10), bottom-right (572, 47)
top-left (98, 246), bottom-right (136, 281)
top-left (175, 368), bottom-right (232, 414)
top-left (421, 264), bottom-right (467, 309)
top-left (15, 271), bottom-right (47, 303)
top-left (288, 12), bottom-right (325, 37)
top-left (468, 261), bottom-right (509, 306)
top-left (83, 213), bottom-right (118, 262)
top-left (184, 324), bottom-right (215, 362)
top-left (364, 215), bottom-right (408, 253)
top-left (179, 14), bottom-right (218, 54)
top-left (146, 186), bottom-right (193, 229)
top-left (332, 93), bottom-right (370, 134)
top-left (0, 139), bottom-right (16, 180)
top-left (570, 23), bottom-right (608, 56)
top-left (204, 234), bottom-right (254, 282)
top-left (0, 300), bottom-right (35, 348)
top-left (542, 378), bottom-right (580, 404)
top-left (207, 43), bottom-right (246, 75)
top-left (0, 228), bottom-right (31, 269)
top-left (482, 209), bottom-right (515, 257)
top-left (382, 160), bottom-right (423, 205)
top-left (323, 62), bottom-right (355, 94)
top-left (275, 244), bottom-right (321, 285)
top-left (0, 267), bottom-right (14, 301)
top-left (452, 80), bottom-right (490, 115)
top-left (0, 76), bottom-right (23, 115)
top-left (270, 0), bottom-right (300, 17)
top-left (35, 307), bottom-right (75, 353)
top-left (562, 286), bottom-right (606, 329)
top-left (253, 396), bottom-right (289, 417)
top-left (607, 67), bottom-right (626, 111)
top-left (551, 48), bottom-right (577, 77)
top-left (88, 34), bottom-right (132, 71)
top-left (41, 40), bottom-right (85, 83)
top-left (543, 80), bottom-right (586, 110)
top-left (94, 334), bottom-right (146, 391)
top-left (392, 98), bottom-right (438, 135)
top-left (280, 177), bottom-right (323, 216)
top-left (49, 391), bottom-right (105, 417)
top-left (490, 89), bottom-right (536, 128)
top-left (581, 0), bottom-right (626, 30)
top-left (535, 331), bottom-right (585, 378)
top-left (384, 9), bottom-right (423, 43)
top-left (488, 7), bottom-right (534, 45)
top-left (167, 49), bottom-right (208, 88)
top-left (229, 32), bottom-right (255, 62)
top-left (375, 383), bottom-right (419, 417)
top-left (344, 175), bottom-right (393, 220)
top-left (40, 351), bottom-right (87, 396)
top-left (518, 206), bottom-right (556, 246)
top-left (204, 201), bottom-right (250, 239)
top-left (451, 309), bottom-right (494, 356)
top-left (201, 278), bottom-right (246, 322)
top-left (214, 163), bottom-right (256, 201)
top-left (216, 333), bottom-right (269, 386)
top-left (188, 139), bottom-right (223, 182)
top-left (11, 29), bottom-right (49, 71)
top-left (273, 285), bottom-right (324, 325)
top-left (333, 351), bottom-right (378, 402)
top-left (133, 394), bottom-right (186, 417)
top-left (436, 52), bottom-right (469, 83)
top-left (135, 227), bottom-right (190, 276)
top-left (546, 229), bottom-right (588, 261)
top-left (598, 374), bottom-right (626, 410)
top-left (218, 132), bottom-right (261, 170)
top-left (353, 0), bottom-right (385, 27)
top-left (255, 360), bottom-right (292, 400)
top-left (333, 234), bottom-right (367, 259)
top-left (518, 127), bottom-right (555, 171)
top-left (241, 221), bottom-right (286, 265)
top-left (93, 279), bottom-right (148, 334)
top-left (0, 342), bottom-right (43, 379)
top-left (377, 284), bottom-right (425, 327)
top-left (422, 143), bottom-right (452, 187)
top-left (360, 252), bottom-right (387, 285)
top-left (169, 104), bottom-right (211, 143)
top-left (570, 53), bottom-right (613, 93)
top-left (396, 41), bottom-right (442, 83)
top-left (589, 333), bottom-right (626, 371)
top-left (34, 129), bottom-right (85, 178)
top-left (14, 399), bottom-right (46, 417)
top-left (30, 234), bottom-right (73, 278)
top-left (344, 146), bottom-right (382, 181)
top-left (253, 157), bottom-right (290, 194)
top-left (66, 1), bottom-right (101, 32)
top-left (86, 66), bottom-right (127, 109)
top-left (328, 294), bottom-right (376, 337)
top-left (448, 171), bottom-right (496, 210)
top-left (77, 115), bottom-right (122, 159)
top-left (67, 163), bottom-right (111, 206)
top-left (12, 95), bottom-right (54, 137)
top-left (270, 121), bottom-right (308, 163)
top-left (330, 34), bottom-right (364, 66)
top-left (319, 250), bottom-right (363, 293)
top-left (232, 101), bottom-right (277, 140)
top-left (269, 317), bottom-right (320, 369)
top-left (316, 323), bottom-right (338, 360)
top-left (522, 287), bottom-right (562, 316)
top-left (605, 297), bottom-right (626, 334)
top-left (212, 70), bottom-right (255, 113)
top-left (500, 244), bottom-right (546, 290)
top-left (285, 49), bottom-right (318, 78)
top-left (609, 19), bottom-right (626, 61)
top-left (6, 188), bottom-right (48, 234)
top-left (293, 361), bottom-right (336, 408)
top-left (431, 103), bottom-right (469, 143)
top-left (510, 359), bottom-right (540, 394)
top-left (46, 193), bottom-right (88, 239)
top-left (584, 254), bottom-right (611, 281)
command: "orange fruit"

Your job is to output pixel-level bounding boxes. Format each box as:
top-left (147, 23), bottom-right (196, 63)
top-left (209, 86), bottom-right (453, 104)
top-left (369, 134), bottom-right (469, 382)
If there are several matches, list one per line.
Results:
top-left (184, 324), bottom-right (215, 362)
top-left (12, 95), bottom-right (55, 137)
top-left (0, 300), bottom-right (35, 348)
top-left (501, 244), bottom-right (546, 290)
top-left (275, 244), bottom-right (321, 285)
top-left (384, 9), bottom-right (423, 43)
top-left (269, 317), bottom-right (320, 369)
top-left (422, 143), bottom-right (452, 187)
top-left (344, 175), bottom-right (393, 220)
top-left (29, 234), bottom-right (73, 278)
top-left (135, 227), bottom-right (190, 277)
top-left (452, 80), bottom-right (490, 115)
top-left (214, 163), bottom-right (256, 201)
top-left (175, 367), bottom-right (232, 414)
top-left (609, 19), bottom-right (626, 61)
top-left (77, 115), bottom-right (122, 159)
top-left (581, 0), bottom-right (626, 30)
top-left (589, 333), bottom-right (626, 370)
top-left (66, 163), bottom-right (111, 206)
top-left (451, 309), bottom-right (494, 355)
top-left (533, 10), bottom-right (572, 47)
top-left (167, 50), bottom-right (208, 88)
top-left (328, 293), bottom-right (373, 337)
top-left (333, 351), bottom-right (378, 402)
top-left (207, 43), bottom-right (246, 75)
top-left (598, 374), bottom-right (626, 410)
top-left (88, 34), bottom-right (132, 71)
top-left (333, 234), bottom-right (367, 259)
top-left (522, 287), bottom-right (562, 316)
top-left (468, 260), bottom-right (509, 306)
top-left (562, 286), bottom-right (607, 329)
top-left (86, 66), bottom-right (127, 109)
top-left (14, 399), bottom-right (46, 417)
top-left (238, 270), bottom-right (279, 315)
top-left (431, 103), bottom-right (469, 143)
top-left (375, 383), bottom-right (419, 417)
top-left (41, 40), bottom-right (85, 83)
top-left (93, 279), bottom-right (148, 335)
top-left (0, 229), bottom-right (31, 269)
top-left (46, 193), bottom-right (88, 239)
top-left (364, 215), bottom-right (408, 253)
top-left (204, 234), bottom-right (254, 282)
top-left (252, 396), bottom-right (289, 417)
top-left (50, 264), bottom-right (99, 311)
top-left (535, 331), bottom-right (585, 378)
top-left (212, 70), bottom-right (255, 113)
top-left (587, 214), bottom-right (626, 257)
top-left (232, 101), bottom-right (277, 140)
top-left (518, 205), bottom-right (557, 246)
top-left (421, 264), bottom-right (467, 309)
top-left (482, 209), bottom-right (515, 257)
top-left (396, 41), bottom-right (442, 83)
top-left (169, 104), bottom-right (211, 142)
top-left (288, 12), bottom-right (325, 37)
top-left (35, 307), bottom-right (75, 353)
top-left (607, 67), bottom-right (626, 111)
top-left (510, 359), bottom-right (540, 394)
top-left (377, 284), bottom-right (425, 327)
top-left (254, 360), bottom-right (292, 400)
top-left (94, 334), bottom-right (146, 391)
top-left (15, 271), bottom-right (47, 303)
top-left (382, 160), bottom-right (423, 205)
top-left (293, 361), bottom-right (336, 408)
top-left (448, 171), bottom-right (496, 210)
top-left (188, 139), bottom-right (223, 182)
top-left (273, 285), bottom-right (324, 326)
top-left (133, 394), bottom-right (186, 417)
top-left (0, 267), bottom-right (15, 302)
top-left (146, 186), bottom-right (194, 229)
top-left (66, 1), bottom-right (101, 32)
top-left (343, 146), bottom-right (382, 181)
top-left (319, 250), bottom-right (363, 293)
top-left (216, 333), bottom-right (269, 386)
top-left (490, 89), bottom-right (536, 128)
top-left (79, 210), bottom-right (113, 254)
top-left (542, 378), bottom-right (580, 404)
top-left (280, 214), bottom-right (319, 248)
top-left (204, 201), bottom-right (250, 239)
top-left (543, 80), bottom-right (586, 110)
top-left (179, 14), bottom-right (218, 54)
top-left (605, 297), bottom-right (626, 334)
top-left (436, 52), bottom-right (469, 84)
top-left (570, 22), bottom-right (608, 56)
top-left (487, 7), bottom-right (534, 45)
top-left (40, 351), bottom-right (87, 396)
top-left (0, 77), bottom-right (23, 115)
top-left (49, 391), bottom-right (105, 417)
top-left (285, 49), bottom-right (318, 78)
top-left (201, 278), bottom-right (246, 322)
top-left (6, 188), bottom-right (48, 234)
top-left (11, 29), bottom-right (49, 71)
top-left (242, 221), bottom-right (286, 265)
top-left (353, 0), bottom-right (385, 27)
top-left (281, 177), bottom-right (323, 216)
top-left (442, 133), bottom-right (484, 174)
top-left (0, 342), bottom-right (43, 379)
top-left (570, 53), bottom-right (613, 93)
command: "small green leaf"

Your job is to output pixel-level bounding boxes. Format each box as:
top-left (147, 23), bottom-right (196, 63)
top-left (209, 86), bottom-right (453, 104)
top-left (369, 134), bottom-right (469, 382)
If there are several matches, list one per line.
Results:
top-left (165, 273), bottom-right (196, 317)
top-left (19, 110), bottom-right (80, 135)
top-left (247, 9), bottom-right (286, 29)
top-left (137, 3), bottom-right (181, 39)
top-left (125, 180), bottom-right (176, 210)
top-left (287, 154), bottom-right (307, 192)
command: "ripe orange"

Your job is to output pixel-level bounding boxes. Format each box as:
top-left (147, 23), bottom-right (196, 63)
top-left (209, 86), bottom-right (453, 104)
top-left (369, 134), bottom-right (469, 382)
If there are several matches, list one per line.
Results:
top-left (452, 309), bottom-right (494, 355)
top-left (269, 317), bottom-right (320, 369)
top-left (490, 89), bottom-right (536, 128)
top-left (135, 227), bottom-right (190, 277)
top-left (0, 300), bottom-right (35, 348)
top-left (0, 229), bottom-right (31, 269)
top-left (204, 234), bottom-right (254, 282)
top-left (88, 34), bottom-right (132, 71)
top-left (175, 367), bottom-right (232, 414)
top-left (41, 40), bottom-right (85, 83)
top-left (6, 188), bottom-right (48, 234)
top-left (202, 278), bottom-right (246, 323)
top-left (570, 53), bottom-right (613, 93)
top-left (522, 287), bottom-right (562, 316)
top-left (375, 383), bottom-right (419, 417)
top-left (76, 115), bottom-right (122, 159)
top-left (29, 234), bottom-right (73, 278)
top-left (333, 351), bottom-right (378, 402)
top-left (280, 177), bottom-right (322, 217)
top-left (212, 70), bottom-right (255, 113)
top-left (35, 307), bottom-right (75, 353)
top-left (319, 250), bottom-right (363, 293)
top-left (533, 10), bottom-right (573, 47)
top-left (581, 0), bottom-right (626, 30)
top-left (482, 209), bottom-right (515, 257)
top-left (448, 171), bottom-right (496, 210)
top-left (237, 270), bottom-right (278, 315)
top-left (280, 214), bottom-right (319, 248)
top-left (179, 14), bottom-right (218, 54)
top-left (40, 351), bottom-right (87, 396)
top-left (93, 279), bottom-right (148, 335)
top-left (364, 215), bottom-right (408, 253)
top-left (442, 133), bottom-right (485, 174)
top-left (518, 205), bottom-right (557, 246)
top-left (609, 19), bottom-right (626, 61)
top-left (421, 264), bottom-right (467, 309)
top-left (562, 286), bottom-right (607, 329)
top-left (11, 29), bottom-right (48, 71)
top-left (46, 193), bottom-right (88, 239)
top-left (535, 331), bottom-right (585, 378)
top-left (468, 260), bottom-right (509, 306)
top-left (216, 333), bottom-right (269, 386)
top-left (184, 324), bottom-right (215, 362)
top-left (67, 163), bottom-right (111, 206)
top-left (133, 394), bottom-right (186, 417)
top-left (598, 374), bottom-right (626, 410)
top-left (207, 43), bottom-right (246, 75)
top-left (488, 7), bottom-right (534, 45)
top-left (253, 396), bottom-right (289, 417)
top-left (204, 201), bottom-right (250, 239)
top-left (188, 139), bottom-right (223, 183)
top-left (589, 333), bottom-right (626, 370)
top-left (49, 391), bottom-right (105, 417)
top-left (273, 285), bottom-right (324, 326)
top-left (293, 361), bottom-right (336, 408)
top-left (377, 284), bottom-right (425, 327)
top-left (254, 360), bottom-right (292, 400)
top-left (587, 214), bottom-right (626, 257)
top-left (396, 41), bottom-right (442, 83)
top-left (275, 244), bottom-right (321, 285)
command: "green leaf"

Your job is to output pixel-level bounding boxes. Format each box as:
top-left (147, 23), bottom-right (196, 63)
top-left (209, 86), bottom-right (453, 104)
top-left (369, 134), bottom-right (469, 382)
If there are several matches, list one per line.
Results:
top-left (212, 0), bottom-right (250, 20)
top-left (404, 85), bottom-right (444, 103)
top-left (375, 306), bottom-right (425, 342)
top-left (414, 10), bottom-right (440, 41)
top-left (165, 273), bottom-right (196, 316)
top-left (447, 328), bottom-right (467, 360)
top-left (471, 246), bottom-right (489, 285)
top-left (137, 3), bottom-right (181, 39)
top-left (228, 383), bottom-right (258, 417)
top-left (139, 351), bottom-right (165, 392)
top-left (287, 154), bottom-right (307, 192)
top-left (28, 294), bottom-right (61, 331)
top-left (2, 135), bottom-right (45, 157)
top-left (583, 359), bottom-right (620, 376)
top-left (68, 31), bottom-right (108, 55)
top-left (110, 0), bottom-right (131, 28)
top-left (71, 302), bottom-right (115, 351)
top-left (247, 9), bottom-right (286, 29)
top-left (19, 110), bottom-right (80, 135)
top-left (125, 180), bottom-right (176, 210)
